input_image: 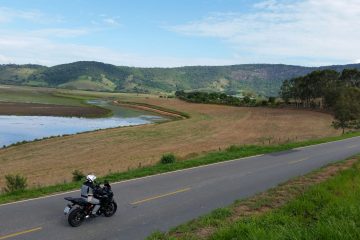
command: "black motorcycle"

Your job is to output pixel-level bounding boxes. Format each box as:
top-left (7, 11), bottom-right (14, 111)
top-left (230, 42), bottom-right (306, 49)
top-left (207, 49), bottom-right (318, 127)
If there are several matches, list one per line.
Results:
top-left (64, 181), bottom-right (117, 227)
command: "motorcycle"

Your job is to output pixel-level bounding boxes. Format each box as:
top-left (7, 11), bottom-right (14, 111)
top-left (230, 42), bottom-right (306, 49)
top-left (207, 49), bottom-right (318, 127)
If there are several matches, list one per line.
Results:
top-left (64, 181), bottom-right (117, 227)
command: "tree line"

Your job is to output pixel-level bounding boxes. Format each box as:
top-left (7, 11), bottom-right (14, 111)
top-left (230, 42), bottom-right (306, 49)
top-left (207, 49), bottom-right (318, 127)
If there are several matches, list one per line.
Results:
top-left (175, 91), bottom-right (257, 106)
top-left (279, 69), bottom-right (360, 133)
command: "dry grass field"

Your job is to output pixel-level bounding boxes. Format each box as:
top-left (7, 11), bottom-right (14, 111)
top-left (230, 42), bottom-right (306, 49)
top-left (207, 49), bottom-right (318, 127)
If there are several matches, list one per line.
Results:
top-left (0, 94), bottom-right (339, 188)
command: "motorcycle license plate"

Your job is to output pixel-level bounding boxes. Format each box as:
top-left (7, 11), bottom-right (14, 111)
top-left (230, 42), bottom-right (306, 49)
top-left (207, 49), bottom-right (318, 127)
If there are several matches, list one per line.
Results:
top-left (64, 206), bottom-right (71, 215)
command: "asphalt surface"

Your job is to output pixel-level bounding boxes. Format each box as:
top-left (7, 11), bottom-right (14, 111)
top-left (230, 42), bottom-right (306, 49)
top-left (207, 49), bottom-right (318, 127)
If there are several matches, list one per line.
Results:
top-left (0, 136), bottom-right (360, 240)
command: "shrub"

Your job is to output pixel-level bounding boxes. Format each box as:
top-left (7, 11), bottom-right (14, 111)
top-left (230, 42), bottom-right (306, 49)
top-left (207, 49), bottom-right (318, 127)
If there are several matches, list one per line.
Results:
top-left (268, 96), bottom-right (276, 104)
top-left (160, 153), bottom-right (176, 164)
top-left (261, 100), bottom-right (268, 106)
top-left (4, 174), bottom-right (27, 193)
top-left (226, 145), bottom-right (240, 152)
top-left (72, 170), bottom-right (85, 182)
top-left (243, 96), bottom-right (251, 104)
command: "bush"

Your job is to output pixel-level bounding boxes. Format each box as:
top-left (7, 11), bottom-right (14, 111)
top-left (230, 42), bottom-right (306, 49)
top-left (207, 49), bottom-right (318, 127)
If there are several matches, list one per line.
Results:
top-left (261, 100), bottom-right (268, 106)
top-left (226, 145), bottom-right (240, 152)
top-left (72, 170), bottom-right (85, 182)
top-left (160, 153), bottom-right (176, 164)
top-left (268, 96), bottom-right (276, 105)
top-left (4, 174), bottom-right (27, 193)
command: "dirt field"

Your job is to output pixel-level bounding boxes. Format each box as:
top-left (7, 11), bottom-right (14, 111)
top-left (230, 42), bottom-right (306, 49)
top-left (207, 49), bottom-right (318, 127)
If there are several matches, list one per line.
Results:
top-left (0, 96), bottom-right (339, 188)
top-left (0, 102), bottom-right (109, 117)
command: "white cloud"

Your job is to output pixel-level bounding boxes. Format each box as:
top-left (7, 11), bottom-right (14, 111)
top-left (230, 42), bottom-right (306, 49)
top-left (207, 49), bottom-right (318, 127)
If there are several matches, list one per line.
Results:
top-left (0, 5), bottom-right (231, 68)
top-left (0, 7), bottom-right (46, 24)
top-left (103, 18), bottom-right (120, 26)
top-left (31, 28), bottom-right (91, 38)
top-left (91, 15), bottom-right (121, 27)
top-left (0, 54), bottom-right (12, 63)
top-left (168, 0), bottom-right (360, 66)
top-left (3, 0), bottom-right (358, 67)
top-left (0, 32), bottom-right (236, 67)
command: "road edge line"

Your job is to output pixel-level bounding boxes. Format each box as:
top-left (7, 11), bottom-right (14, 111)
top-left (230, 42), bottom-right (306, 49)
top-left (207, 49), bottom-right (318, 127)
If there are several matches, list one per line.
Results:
top-left (294, 136), bottom-right (360, 150)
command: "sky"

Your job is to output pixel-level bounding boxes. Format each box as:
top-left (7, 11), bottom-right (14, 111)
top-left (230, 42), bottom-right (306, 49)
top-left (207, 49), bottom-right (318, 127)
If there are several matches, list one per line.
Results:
top-left (0, 0), bottom-right (359, 67)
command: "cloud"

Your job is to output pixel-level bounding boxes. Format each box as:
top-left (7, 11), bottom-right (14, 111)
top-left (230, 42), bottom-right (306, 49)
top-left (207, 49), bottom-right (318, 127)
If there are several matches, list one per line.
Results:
top-left (103, 18), bottom-right (120, 26)
top-left (0, 7), bottom-right (48, 24)
top-left (2, 1), bottom-right (358, 67)
top-left (0, 9), bottom-right (230, 67)
top-left (31, 28), bottom-right (91, 38)
top-left (168, 0), bottom-right (360, 66)
top-left (0, 54), bottom-right (12, 63)
top-left (0, 32), bottom-right (236, 67)
top-left (91, 15), bottom-right (121, 27)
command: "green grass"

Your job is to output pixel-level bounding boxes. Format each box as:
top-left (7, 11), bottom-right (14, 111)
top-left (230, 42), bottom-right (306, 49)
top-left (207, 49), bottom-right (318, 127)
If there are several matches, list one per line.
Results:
top-left (0, 85), bottom-right (114, 118)
top-left (59, 77), bottom-right (116, 92)
top-left (207, 160), bottom-right (360, 240)
top-left (147, 157), bottom-right (360, 240)
top-left (0, 85), bottom-right (87, 106)
top-left (0, 131), bottom-right (359, 204)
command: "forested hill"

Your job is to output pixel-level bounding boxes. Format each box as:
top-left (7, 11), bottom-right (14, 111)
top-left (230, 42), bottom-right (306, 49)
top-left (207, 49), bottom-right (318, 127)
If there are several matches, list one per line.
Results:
top-left (1, 61), bottom-right (360, 96)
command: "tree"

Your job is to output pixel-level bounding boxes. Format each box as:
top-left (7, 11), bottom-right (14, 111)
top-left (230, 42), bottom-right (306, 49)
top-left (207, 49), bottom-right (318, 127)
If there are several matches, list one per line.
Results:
top-left (340, 69), bottom-right (360, 88)
top-left (308, 70), bottom-right (339, 108)
top-left (279, 69), bottom-right (340, 108)
top-left (279, 79), bottom-right (292, 104)
top-left (332, 88), bottom-right (360, 133)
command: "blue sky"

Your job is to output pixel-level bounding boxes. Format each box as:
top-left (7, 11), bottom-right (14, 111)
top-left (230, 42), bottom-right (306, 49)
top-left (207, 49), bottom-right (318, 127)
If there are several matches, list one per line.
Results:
top-left (0, 0), bottom-right (359, 67)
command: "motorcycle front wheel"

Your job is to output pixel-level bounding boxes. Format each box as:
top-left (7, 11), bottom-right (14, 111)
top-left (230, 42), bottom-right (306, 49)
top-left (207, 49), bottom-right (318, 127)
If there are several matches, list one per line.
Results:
top-left (68, 208), bottom-right (85, 227)
top-left (104, 201), bottom-right (117, 217)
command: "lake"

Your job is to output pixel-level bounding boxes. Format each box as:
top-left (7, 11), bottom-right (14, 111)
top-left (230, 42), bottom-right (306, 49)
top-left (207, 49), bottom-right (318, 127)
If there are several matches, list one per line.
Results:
top-left (0, 100), bottom-right (164, 147)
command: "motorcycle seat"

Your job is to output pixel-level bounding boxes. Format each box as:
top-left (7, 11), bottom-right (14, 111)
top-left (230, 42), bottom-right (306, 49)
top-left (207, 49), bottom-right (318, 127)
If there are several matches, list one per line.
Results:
top-left (64, 197), bottom-right (89, 205)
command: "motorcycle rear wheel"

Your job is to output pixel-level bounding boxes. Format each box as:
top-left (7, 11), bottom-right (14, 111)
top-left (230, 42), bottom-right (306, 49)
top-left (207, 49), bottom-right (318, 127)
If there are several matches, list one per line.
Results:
top-left (68, 208), bottom-right (85, 227)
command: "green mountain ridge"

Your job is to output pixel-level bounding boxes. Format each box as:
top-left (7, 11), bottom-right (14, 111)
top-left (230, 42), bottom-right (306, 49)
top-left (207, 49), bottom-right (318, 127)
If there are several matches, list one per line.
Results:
top-left (1, 61), bottom-right (360, 96)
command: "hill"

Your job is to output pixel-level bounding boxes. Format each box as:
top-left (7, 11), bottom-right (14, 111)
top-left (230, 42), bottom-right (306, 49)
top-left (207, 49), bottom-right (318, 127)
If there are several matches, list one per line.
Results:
top-left (1, 61), bottom-right (360, 96)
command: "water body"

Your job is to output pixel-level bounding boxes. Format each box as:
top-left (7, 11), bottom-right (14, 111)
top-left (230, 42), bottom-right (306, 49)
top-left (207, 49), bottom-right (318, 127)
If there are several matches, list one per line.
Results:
top-left (0, 100), bottom-right (164, 147)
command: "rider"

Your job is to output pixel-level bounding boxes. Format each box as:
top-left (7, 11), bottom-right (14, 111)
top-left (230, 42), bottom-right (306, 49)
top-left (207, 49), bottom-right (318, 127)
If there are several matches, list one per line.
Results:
top-left (81, 174), bottom-right (101, 216)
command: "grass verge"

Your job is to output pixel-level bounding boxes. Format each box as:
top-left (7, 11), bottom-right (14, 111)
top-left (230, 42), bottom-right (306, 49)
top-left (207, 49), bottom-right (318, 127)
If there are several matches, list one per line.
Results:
top-left (0, 131), bottom-right (359, 205)
top-left (148, 156), bottom-right (360, 240)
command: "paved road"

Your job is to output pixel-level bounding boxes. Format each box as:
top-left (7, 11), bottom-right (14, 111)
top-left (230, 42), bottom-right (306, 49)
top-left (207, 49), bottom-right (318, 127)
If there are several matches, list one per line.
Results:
top-left (1, 137), bottom-right (360, 240)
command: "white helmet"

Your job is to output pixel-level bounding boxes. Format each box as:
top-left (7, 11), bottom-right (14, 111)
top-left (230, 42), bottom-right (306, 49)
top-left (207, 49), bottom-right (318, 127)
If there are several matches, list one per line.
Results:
top-left (86, 174), bottom-right (96, 182)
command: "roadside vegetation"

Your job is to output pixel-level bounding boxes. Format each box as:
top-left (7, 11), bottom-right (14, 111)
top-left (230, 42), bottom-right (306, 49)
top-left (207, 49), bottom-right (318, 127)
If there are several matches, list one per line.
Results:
top-left (0, 131), bottom-right (359, 204)
top-left (3, 174), bottom-right (27, 193)
top-left (160, 153), bottom-right (177, 164)
top-left (72, 170), bottom-right (86, 182)
top-left (148, 156), bottom-right (360, 240)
